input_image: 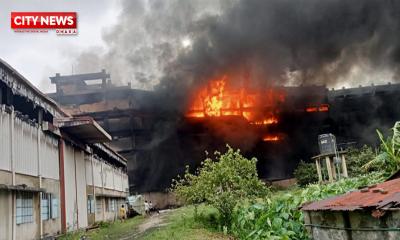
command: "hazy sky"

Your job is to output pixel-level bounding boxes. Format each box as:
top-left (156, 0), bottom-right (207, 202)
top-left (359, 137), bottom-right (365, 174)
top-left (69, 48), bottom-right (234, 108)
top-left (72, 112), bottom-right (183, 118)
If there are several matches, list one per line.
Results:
top-left (1, 0), bottom-right (398, 94)
top-left (0, 0), bottom-right (121, 92)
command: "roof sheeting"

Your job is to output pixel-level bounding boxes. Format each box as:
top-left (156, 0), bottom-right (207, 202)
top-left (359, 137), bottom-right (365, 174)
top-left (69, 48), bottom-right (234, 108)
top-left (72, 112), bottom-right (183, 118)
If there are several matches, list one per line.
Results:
top-left (55, 116), bottom-right (112, 143)
top-left (301, 178), bottom-right (400, 211)
top-left (0, 58), bottom-right (68, 118)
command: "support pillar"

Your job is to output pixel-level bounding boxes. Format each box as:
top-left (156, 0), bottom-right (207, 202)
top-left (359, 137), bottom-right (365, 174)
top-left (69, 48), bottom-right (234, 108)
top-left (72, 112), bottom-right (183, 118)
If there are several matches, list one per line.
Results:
top-left (58, 139), bottom-right (67, 233)
top-left (315, 159), bottom-right (323, 182)
top-left (325, 156), bottom-right (333, 182)
top-left (341, 154), bottom-right (348, 178)
top-left (331, 159), bottom-right (337, 180)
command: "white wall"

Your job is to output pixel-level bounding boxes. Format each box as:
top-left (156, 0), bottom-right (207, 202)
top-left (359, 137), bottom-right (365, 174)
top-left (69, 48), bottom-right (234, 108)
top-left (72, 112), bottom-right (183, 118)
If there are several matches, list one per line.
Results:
top-left (74, 150), bottom-right (88, 228)
top-left (103, 163), bottom-right (114, 189)
top-left (41, 134), bottom-right (59, 180)
top-left (0, 108), bottom-right (59, 180)
top-left (93, 158), bottom-right (102, 187)
top-left (63, 143), bottom-right (78, 231)
top-left (85, 156), bottom-right (93, 186)
top-left (0, 191), bottom-right (12, 240)
top-left (0, 109), bottom-right (11, 171)
top-left (14, 118), bottom-right (38, 176)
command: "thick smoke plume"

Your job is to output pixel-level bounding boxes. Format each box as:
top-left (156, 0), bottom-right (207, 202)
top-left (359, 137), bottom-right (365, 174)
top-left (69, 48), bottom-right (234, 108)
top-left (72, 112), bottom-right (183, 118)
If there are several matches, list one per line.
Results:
top-left (161, 0), bottom-right (400, 96)
top-left (74, 0), bottom-right (400, 108)
top-left (70, 0), bottom-right (400, 190)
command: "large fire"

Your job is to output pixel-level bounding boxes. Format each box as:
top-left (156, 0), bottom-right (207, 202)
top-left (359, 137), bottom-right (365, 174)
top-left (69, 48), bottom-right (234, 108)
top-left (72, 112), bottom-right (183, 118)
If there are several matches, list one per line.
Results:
top-left (186, 75), bottom-right (285, 125)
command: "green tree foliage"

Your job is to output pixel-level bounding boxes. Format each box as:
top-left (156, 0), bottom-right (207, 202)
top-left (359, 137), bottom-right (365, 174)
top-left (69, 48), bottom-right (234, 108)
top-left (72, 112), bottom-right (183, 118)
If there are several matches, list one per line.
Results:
top-left (293, 161), bottom-right (318, 187)
top-left (364, 122), bottom-right (400, 176)
top-left (346, 146), bottom-right (377, 176)
top-left (171, 146), bottom-right (269, 226)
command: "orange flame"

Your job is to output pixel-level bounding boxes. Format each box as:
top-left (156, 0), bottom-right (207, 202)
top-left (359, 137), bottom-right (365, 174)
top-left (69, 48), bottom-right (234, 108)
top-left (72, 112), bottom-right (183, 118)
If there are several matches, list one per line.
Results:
top-left (262, 135), bottom-right (281, 142)
top-left (186, 75), bottom-right (285, 123)
top-left (250, 117), bottom-right (279, 125)
top-left (306, 104), bottom-right (329, 113)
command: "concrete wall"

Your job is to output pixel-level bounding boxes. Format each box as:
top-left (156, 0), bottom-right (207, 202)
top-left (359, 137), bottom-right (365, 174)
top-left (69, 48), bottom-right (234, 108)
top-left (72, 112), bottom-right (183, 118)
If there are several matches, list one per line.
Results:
top-left (304, 210), bottom-right (400, 240)
top-left (63, 143), bottom-right (89, 231)
top-left (0, 173), bottom-right (62, 239)
top-left (63, 143), bottom-right (78, 231)
top-left (75, 150), bottom-right (88, 229)
top-left (41, 178), bottom-right (61, 237)
top-left (15, 193), bottom-right (40, 240)
top-left (0, 190), bottom-right (12, 240)
top-left (0, 108), bottom-right (129, 237)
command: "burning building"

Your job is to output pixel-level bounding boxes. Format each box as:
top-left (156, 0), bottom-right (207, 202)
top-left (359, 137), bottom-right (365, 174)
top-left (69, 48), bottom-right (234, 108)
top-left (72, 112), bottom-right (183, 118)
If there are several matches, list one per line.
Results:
top-left (47, 70), bottom-right (400, 197)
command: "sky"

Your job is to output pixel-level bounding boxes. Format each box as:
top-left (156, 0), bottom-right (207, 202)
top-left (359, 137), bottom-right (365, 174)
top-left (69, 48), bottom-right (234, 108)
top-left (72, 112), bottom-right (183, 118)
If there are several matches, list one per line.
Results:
top-left (0, 0), bottom-right (121, 92)
top-left (1, 0), bottom-right (398, 94)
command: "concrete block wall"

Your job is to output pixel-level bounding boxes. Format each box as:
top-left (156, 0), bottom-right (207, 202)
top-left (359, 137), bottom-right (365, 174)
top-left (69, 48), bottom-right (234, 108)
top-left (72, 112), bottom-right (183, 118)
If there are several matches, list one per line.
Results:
top-left (304, 210), bottom-right (400, 240)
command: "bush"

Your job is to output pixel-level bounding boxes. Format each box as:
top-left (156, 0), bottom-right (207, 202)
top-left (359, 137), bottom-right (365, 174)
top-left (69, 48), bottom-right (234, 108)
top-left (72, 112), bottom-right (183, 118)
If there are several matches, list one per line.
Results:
top-left (231, 172), bottom-right (384, 240)
top-left (346, 146), bottom-right (376, 176)
top-left (363, 122), bottom-right (400, 176)
top-left (171, 145), bottom-right (269, 227)
top-left (293, 161), bottom-right (318, 187)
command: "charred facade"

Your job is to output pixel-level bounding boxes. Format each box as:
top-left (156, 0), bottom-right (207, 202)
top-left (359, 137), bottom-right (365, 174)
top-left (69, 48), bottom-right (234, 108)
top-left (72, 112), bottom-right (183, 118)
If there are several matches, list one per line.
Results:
top-left (48, 71), bottom-right (400, 193)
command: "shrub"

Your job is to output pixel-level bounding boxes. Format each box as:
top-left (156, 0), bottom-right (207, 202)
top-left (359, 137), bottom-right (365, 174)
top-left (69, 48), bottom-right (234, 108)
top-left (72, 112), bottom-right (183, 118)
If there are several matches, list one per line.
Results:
top-left (346, 145), bottom-right (377, 176)
top-left (170, 145), bottom-right (269, 227)
top-left (293, 161), bottom-right (318, 187)
top-left (231, 172), bottom-right (384, 240)
top-left (364, 122), bottom-right (400, 176)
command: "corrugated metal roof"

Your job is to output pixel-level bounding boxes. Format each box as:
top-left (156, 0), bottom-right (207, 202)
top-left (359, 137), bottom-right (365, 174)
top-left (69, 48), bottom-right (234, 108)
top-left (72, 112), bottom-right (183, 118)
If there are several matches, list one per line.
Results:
top-left (55, 116), bottom-right (112, 143)
top-left (0, 58), bottom-right (69, 118)
top-left (301, 178), bottom-right (400, 211)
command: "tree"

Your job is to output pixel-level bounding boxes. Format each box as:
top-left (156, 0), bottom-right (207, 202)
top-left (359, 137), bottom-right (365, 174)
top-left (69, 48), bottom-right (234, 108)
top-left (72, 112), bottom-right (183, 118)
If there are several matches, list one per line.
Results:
top-left (171, 145), bottom-right (268, 226)
top-left (293, 160), bottom-right (318, 186)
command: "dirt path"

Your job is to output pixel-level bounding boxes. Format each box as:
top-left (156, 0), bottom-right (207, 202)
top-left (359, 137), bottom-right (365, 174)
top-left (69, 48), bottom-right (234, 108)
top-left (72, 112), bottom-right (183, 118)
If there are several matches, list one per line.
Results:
top-left (119, 210), bottom-right (173, 240)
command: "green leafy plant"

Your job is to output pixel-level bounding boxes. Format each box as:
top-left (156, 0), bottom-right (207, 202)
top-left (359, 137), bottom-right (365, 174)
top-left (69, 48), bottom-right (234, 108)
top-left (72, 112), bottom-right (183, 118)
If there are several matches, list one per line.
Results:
top-left (170, 145), bottom-right (268, 227)
top-left (363, 122), bottom-right (400, 176)
top-left (230, 172), bottom-right (384, 240)
top-left (345, 146), bottom-right (377, 176)
top-left (293, 161), bottom-right (318, 187)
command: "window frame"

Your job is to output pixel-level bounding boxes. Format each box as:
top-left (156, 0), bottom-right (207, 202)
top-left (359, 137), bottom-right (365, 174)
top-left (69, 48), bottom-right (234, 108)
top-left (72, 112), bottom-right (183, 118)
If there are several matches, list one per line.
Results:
top-left (16, 192), bottom-right (34, 225)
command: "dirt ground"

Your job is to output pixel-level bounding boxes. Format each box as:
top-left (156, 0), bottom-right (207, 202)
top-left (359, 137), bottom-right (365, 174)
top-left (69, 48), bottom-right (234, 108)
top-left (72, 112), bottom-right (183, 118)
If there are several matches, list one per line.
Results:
top-left (119, 210), bottom-right (172, 239)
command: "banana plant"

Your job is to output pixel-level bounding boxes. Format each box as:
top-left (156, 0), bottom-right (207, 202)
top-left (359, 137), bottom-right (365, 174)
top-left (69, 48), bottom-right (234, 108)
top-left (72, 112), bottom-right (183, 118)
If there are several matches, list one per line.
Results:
top-left (363, 122), bottom-right (400, 175)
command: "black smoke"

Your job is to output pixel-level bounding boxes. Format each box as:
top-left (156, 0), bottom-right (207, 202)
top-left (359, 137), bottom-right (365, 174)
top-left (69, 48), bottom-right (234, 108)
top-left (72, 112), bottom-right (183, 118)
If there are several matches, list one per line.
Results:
top-left (157, 0), bottom-right (400, 110)
top-left (69, 0), bottom-right (400, 192)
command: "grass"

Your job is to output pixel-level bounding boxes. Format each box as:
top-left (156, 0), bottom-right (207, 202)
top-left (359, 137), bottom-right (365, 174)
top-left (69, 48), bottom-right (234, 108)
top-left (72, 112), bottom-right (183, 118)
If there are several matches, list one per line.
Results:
top-left (58, 215), bottom-right (145, 240)
top-left (58, 206), bottom-right (232, 240)
top-left (139, 206), bottom-right (232, 240)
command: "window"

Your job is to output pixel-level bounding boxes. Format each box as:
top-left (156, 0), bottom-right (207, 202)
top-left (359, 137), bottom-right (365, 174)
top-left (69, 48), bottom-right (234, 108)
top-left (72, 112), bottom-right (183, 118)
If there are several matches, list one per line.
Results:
top-left (96, 197), bottom-right (103, 214)
top-left (16, 192), bottom-right (34, 224)
top-left (106, 198), bottom-right (116, 212)
top-left (41, 193), bottom-right (58, 220)
top-left (87, 195), bottom-right (95, 214)
top-left (41, 193), bottom-right (50, 220)
top-left (51, 197), bottom-right (58, 218)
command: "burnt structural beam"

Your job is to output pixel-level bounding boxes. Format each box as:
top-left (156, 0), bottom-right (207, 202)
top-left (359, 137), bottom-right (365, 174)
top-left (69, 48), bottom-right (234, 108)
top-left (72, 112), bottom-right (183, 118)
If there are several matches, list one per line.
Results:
top-left (50, 70), bottom-right (110, 84)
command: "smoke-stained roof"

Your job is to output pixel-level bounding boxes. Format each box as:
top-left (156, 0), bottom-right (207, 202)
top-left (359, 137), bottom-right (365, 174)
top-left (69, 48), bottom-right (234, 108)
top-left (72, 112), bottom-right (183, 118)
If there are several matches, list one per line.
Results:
top-left (0, 58), bottom-right (68, 117)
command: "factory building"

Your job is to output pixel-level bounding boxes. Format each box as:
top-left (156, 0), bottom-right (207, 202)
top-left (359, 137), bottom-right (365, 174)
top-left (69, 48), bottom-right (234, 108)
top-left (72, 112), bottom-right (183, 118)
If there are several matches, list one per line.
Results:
top-left (0, 59), bottom-right (129, 240)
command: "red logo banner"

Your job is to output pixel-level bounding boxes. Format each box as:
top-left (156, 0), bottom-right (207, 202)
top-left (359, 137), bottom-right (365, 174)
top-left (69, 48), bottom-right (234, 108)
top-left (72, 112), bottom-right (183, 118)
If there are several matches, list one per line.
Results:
top-left (11, 12), bottom-right (77, 29)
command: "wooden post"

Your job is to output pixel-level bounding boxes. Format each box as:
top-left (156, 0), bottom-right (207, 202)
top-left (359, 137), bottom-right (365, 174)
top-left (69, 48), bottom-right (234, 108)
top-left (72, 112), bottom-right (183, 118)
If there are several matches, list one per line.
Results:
top-left (341, 154), bottom-right (348, 178)
top-left (315, 159), bottom-right (323, 182)
top-left (331, 158), bottom-right (337, 180)
top-left (325, 156), bottom-right (333, 182)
